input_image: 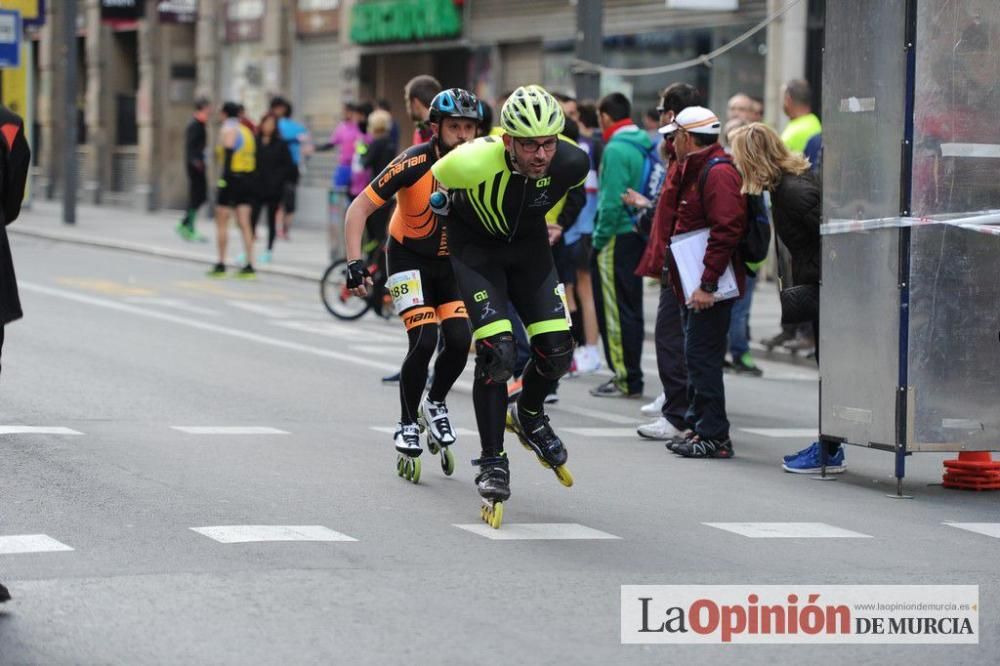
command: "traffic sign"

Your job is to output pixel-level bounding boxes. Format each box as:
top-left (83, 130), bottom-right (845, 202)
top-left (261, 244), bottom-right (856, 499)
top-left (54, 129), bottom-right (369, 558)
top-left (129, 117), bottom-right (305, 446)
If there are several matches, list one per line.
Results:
top-left (0, 9), bottom-right (21, 69)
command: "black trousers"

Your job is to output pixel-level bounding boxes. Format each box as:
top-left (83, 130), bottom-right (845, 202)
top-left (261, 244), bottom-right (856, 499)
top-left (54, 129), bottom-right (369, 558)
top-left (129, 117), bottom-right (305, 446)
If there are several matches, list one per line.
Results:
top-left (0, 325), bottom-right (4, 378)
top-left (591, 232), bottom-right (645, 394)
top-left (682, 300), bottom-right (734, 440)
top-left (655, 285), bottom-right (690, 430)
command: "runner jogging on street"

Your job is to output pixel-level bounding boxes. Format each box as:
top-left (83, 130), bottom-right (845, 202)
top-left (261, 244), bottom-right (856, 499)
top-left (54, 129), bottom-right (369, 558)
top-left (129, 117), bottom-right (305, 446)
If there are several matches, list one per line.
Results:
top-left (344, 88), bottom-right (483, 483)
top-left (431, 85), bottom-right (589, 527)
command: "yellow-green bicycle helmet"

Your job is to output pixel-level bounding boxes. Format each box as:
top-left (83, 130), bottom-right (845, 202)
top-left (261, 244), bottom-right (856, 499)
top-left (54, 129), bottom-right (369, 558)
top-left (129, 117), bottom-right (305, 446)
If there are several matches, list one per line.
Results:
top-left (500, 85), bottom-right (565, 138)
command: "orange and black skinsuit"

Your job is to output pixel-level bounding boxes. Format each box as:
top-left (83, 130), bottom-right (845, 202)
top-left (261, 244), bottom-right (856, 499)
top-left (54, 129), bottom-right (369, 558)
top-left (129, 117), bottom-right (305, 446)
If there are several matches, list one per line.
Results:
top-left (362, 139), bottom-right (472, 426)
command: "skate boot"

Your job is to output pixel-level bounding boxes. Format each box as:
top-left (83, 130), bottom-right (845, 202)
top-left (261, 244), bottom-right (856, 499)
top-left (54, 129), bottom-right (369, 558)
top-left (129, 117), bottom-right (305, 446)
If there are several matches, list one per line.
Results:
top-left (505, 405), bottom-right (574, 487)
top-left (393, 422), bottom-right (422, 484)
top-left (418, 397), bottom-right (457, 476)
top-left (473, 454), bottom-right (510, 529)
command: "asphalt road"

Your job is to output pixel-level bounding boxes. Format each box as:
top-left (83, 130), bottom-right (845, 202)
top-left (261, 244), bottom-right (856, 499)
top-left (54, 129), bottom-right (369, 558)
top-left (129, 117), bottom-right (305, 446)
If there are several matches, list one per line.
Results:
top-left (1, 237), bottom-right (997, 665)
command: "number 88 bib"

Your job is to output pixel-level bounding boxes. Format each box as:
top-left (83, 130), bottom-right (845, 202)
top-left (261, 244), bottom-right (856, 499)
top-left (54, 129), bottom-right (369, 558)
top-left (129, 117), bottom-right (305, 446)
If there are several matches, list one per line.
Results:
top-left (386, 269), bottom-right (425, 311)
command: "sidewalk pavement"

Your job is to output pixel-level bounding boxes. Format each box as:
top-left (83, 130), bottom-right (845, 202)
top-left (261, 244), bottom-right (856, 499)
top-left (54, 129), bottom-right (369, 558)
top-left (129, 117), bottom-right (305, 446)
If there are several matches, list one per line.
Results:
top-left (12, 200), bottom-right (807, 365)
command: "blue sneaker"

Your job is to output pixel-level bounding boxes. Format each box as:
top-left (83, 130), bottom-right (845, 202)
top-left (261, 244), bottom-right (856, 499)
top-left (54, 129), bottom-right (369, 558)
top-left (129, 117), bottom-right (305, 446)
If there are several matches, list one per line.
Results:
top-left (783, 441), bottom-right (819, 463)
top-left (782, 442), bottom-right (846, 474)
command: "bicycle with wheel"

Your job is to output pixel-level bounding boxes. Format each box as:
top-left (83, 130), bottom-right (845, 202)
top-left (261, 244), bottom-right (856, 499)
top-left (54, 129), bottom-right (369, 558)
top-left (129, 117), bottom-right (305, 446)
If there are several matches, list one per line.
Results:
top-left (320, 236), bottom-right (394, 320)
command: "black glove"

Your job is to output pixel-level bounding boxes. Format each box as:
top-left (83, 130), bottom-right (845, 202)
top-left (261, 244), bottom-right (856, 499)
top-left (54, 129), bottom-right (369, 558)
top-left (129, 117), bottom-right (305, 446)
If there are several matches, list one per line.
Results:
top-left (345, 260), bottom-right (371, 289)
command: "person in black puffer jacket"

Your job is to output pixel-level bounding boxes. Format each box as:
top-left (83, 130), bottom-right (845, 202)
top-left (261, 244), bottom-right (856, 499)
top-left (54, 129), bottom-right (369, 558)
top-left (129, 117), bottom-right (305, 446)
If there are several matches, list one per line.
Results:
top-left (251, 113), bottom-right (295, 264)
top-left (729, 122), bottom-right (841, 475)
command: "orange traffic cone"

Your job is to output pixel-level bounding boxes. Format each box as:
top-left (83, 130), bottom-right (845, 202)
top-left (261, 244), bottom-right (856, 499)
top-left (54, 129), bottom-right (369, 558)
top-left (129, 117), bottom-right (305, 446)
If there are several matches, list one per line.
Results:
top-left (942, 451), bottom-right (1000, 491)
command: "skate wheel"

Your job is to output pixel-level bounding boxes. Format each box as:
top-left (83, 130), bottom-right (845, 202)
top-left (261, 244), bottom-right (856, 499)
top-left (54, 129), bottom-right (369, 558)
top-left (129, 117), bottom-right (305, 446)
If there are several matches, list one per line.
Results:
top-left (481, 502), bottom-right (503, 529)
top-left (426, 435), bottom-right (440, 456)
top-left (554, 465), bottom-right (574, 487)
top-left (409, 456), bottom-right (421, 484)
top-left (441, 447), bottom-right (455, 476)
top-left (489, 502), bottom-right (503, 529)
top-left (396, 455), bottom-right (406, 477)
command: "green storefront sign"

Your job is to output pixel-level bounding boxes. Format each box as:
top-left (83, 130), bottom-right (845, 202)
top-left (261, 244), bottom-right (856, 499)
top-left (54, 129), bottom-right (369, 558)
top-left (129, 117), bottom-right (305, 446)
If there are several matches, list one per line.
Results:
top-left (351, 0), bottom-right (462, 44)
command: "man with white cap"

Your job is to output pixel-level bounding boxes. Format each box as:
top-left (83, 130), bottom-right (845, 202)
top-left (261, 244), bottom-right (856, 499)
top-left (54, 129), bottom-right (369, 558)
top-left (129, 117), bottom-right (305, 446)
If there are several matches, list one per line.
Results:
top-left (660, 106), bottom-right (748, 459)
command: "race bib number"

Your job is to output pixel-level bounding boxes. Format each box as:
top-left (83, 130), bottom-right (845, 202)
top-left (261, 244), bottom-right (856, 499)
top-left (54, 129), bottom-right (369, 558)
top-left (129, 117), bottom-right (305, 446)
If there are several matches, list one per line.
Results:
top-left (386, 270), bottom-right (424, 311)
top-left (555, 283), bottom-right (572, 328)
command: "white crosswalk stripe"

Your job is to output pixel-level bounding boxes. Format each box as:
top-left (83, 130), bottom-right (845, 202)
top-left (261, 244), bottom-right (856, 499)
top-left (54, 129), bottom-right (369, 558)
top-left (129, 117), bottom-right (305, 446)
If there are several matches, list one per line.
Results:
top-left (453, 523), bottom-right (622, 540)
top-left (563, 427), bottom-right (640, 438)
top-left (171, 426), bottom-right (289, 435)
top-left (190, 526), bottom-right (358, 543)
top-left (704, 522), bottom-right (873, 538)
top-left (0, 426), bottom-right (83, 435)
top-left (943, 523), bottom-right (1000, 539)
top-left (740, 428), bottom-right (819, 438)
top-left (0, 534), bottom-right (75, 554)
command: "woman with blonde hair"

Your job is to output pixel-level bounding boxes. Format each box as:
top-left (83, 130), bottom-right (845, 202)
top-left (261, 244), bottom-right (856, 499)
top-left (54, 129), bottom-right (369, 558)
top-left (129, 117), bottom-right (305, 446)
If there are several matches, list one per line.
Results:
top-left (728, 122), bottom-right (842, 474)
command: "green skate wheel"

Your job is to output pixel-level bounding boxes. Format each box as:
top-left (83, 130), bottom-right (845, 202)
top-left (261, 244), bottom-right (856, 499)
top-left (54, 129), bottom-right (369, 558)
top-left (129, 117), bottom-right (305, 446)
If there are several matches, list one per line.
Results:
top-left (426, 435), bottom-right (440, 455)
top-left (441, 447), bottom-right (455, 476)
top-left (410, 456), bottom-right (421, 484)
top-left (396, 456), bottom-right (405, 477)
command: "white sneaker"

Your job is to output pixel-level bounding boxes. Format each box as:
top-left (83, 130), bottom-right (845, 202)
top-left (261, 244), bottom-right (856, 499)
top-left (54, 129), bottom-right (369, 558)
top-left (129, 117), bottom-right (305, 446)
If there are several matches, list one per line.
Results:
top-left (393, 422), bottom-right (422, 455)
top-left (641, 392), bottom-right (666, 416)
top-left (637, 416), bottom-right (682, 440)
top-left (418, 398), bottom-right (456, 446)
top-left (573, 345), bottom-right (601, 375)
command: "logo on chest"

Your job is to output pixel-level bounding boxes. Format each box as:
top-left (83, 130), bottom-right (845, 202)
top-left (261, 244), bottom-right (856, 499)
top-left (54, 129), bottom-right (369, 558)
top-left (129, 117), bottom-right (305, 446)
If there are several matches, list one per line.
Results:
top-left (529, 189), bottom-right (553, 208)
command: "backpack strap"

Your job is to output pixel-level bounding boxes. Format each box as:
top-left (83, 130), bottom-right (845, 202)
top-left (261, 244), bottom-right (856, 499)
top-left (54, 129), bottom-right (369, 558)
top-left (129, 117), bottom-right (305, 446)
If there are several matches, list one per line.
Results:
top-left (697, 156), bottom-right (734, 198)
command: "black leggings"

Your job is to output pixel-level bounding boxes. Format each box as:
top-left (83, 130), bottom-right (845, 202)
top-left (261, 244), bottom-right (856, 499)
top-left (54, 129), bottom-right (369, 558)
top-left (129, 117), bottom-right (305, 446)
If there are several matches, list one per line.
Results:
top-left (448, 226), bottom-right (573, 456)
top-left (251, 198), bottom-right (281, 250)
top-left (399, 318), bottom-right (472, 424)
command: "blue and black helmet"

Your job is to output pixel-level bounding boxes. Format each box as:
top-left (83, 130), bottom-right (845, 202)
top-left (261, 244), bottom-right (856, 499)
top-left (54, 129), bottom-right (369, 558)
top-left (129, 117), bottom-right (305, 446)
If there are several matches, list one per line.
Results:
top-left (428, 88), bottom-right (483, 125)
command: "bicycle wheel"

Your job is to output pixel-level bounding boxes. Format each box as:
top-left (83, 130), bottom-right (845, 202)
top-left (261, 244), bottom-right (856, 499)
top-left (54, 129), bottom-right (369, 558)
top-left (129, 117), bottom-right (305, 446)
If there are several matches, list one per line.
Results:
top-left (320, 260), bottom-right (372, 320)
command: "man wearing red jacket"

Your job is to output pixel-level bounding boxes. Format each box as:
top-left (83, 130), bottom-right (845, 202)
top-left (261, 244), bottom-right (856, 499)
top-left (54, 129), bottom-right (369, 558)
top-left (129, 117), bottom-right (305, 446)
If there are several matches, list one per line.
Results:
top-left (634, 83), bottom-right (699, 443)
top-left (661, 106), bottom-right (746, 459)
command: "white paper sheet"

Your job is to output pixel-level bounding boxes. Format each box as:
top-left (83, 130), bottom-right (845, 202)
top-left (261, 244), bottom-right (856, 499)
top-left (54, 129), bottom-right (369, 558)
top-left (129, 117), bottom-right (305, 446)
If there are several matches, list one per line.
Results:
top-left (669, 228), bottom-right (739, 305)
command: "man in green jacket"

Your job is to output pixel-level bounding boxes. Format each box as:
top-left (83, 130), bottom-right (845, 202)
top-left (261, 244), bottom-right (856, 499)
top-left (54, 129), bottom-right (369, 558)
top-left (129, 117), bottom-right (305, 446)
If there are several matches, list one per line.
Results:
top-left (590, 92), bottom-right (651, 398)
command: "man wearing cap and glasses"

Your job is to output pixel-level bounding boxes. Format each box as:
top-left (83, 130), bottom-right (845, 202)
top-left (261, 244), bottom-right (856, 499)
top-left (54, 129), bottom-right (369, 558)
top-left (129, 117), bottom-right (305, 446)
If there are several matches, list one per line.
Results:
top-left (661, 106), bottom-right (748, 459)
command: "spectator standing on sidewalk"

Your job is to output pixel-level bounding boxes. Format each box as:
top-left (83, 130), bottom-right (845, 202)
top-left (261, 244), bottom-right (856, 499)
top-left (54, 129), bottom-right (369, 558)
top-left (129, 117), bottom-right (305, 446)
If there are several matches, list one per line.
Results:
top-left (568, 102), bottom-right (603, 375)
top-left (0, 104), bottom-right (33, 605)
top-left (590, 92), bottom-right (650, 399)
top-left (721, 110), bottom-right (763, 377)
top-left (662, 107), bottom-right (747, 459)
top-left (209, 102), bottom-right (257, 279)
top-left (729, 122), bottom-right (840, 473)
top-left (763, 79), bottom-right (822, 355)
top-left (249, 113), bottom-right (295, 265)
top-left (177, 97), bottom-right (210, 242)
top-left (633, 82), bottom-right (700, 440)
top-left (404, 75), bottom-right (442, 146)
top-left (269, 96), bottom-right (312, 240)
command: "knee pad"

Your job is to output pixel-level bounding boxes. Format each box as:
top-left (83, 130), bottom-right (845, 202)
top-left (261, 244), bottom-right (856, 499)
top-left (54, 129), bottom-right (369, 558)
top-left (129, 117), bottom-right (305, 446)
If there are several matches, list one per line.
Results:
top-left (532, 335), bottom-right (575, 380)
top-left (474, 333), bottom-right (516, 384)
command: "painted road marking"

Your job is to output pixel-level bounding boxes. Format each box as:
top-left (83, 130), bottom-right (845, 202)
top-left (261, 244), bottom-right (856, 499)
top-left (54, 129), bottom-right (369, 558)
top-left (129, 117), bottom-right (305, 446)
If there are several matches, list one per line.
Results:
top-left (20, 282), bottom-right (399, 373)
top-left (564, 427), bottom-right (641, 438)
top-left (740, 428), bottom-right (819, 438)
top-left (125, 297), bottom-right (219, 316)
top-left (191, 525), bottom-right (358, 543)
top-left (56, 277), bottom-right (155, 297)
top-left (172, 426), bottom-right (289, 435)
top-left (369, 426), bottom-right (479, 437)
top-left (227, 300), bottom-right (326, 320)
top-left (273, 319), bottom-right (399, 342)
top-left (704, 522), bottom-right (872, 538)
top-left (549, 403), bottom-right (638, 425)
top-left (0, 534), bottom-right (75, 555)
top-left (944, 523), bottom-right (1000, 539)
top-left (350, 344), bottom-right (409, 356)
top-left (0, 426), bottom-right (83, 435)
top-left (454, 523), bottom-right (622, 541)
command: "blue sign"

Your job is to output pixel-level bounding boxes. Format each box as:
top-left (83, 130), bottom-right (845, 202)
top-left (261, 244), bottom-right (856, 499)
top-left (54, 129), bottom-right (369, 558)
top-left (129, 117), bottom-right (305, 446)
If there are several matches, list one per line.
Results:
top-left (0, 9), bottom-right (21, 69)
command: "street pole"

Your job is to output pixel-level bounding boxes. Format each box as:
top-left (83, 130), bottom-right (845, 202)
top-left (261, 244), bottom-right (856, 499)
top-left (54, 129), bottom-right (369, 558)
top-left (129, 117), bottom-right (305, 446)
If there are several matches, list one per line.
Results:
top-left (573, 0), bottom-right (602, 101)
top-left (62, 0), bottom-right (77, 225)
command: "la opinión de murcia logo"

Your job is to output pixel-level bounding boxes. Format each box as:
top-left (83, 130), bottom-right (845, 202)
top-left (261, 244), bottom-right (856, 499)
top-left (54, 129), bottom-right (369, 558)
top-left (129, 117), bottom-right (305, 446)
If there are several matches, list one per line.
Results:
top-left (621, 585), bottom-right (979, 645)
